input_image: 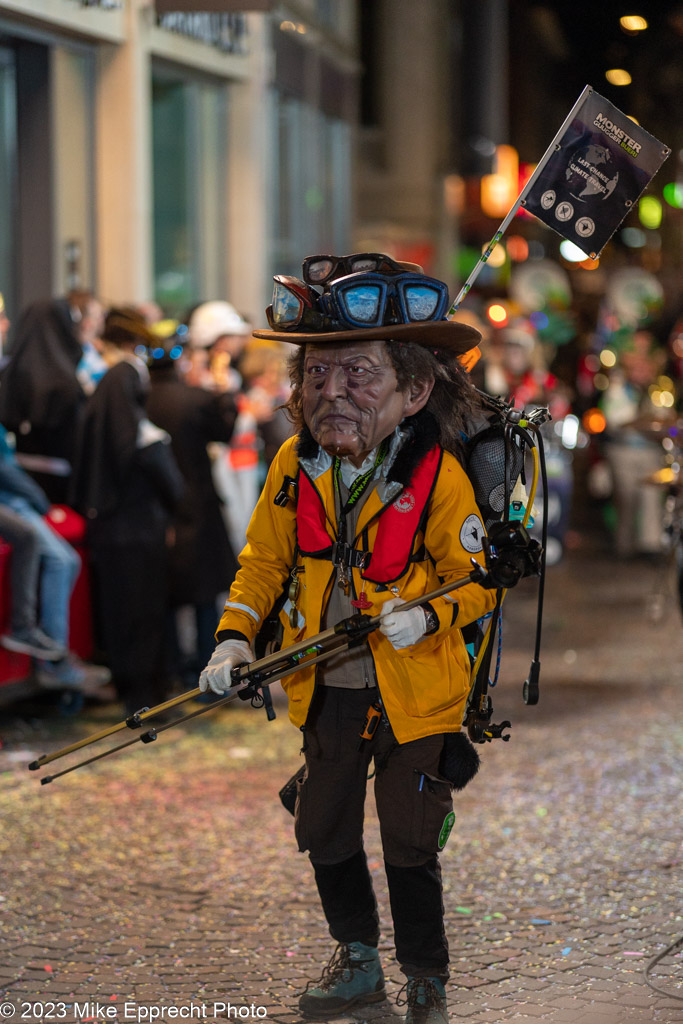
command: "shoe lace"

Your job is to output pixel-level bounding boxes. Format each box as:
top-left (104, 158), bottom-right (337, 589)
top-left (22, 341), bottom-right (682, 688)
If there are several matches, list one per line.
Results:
top-left (395, 978), bottom-right (447, 1021)
top-left (304, 943), bottom-right (355, 994)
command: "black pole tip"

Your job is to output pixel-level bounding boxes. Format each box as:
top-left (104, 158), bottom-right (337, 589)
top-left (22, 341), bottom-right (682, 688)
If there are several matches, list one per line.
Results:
top-left (28, 760), bottom-right (42, 771)
top-left (523, 660), bottom-right (541, 705)
top-left (40, 776), bottom-right (53, 785)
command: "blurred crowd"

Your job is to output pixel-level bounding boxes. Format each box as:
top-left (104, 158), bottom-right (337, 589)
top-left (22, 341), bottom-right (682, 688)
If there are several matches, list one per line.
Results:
top-left (0, 254), bottom-right (680, 717)
top-left (0, 288), bottom-right (294, 715)
top-left (452, 258), bottom-right (682, 566)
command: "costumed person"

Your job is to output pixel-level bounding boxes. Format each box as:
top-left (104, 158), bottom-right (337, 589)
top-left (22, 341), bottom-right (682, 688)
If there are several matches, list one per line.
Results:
top-left (0, 298), bottom-right (109, 691)
top-left (238, 337), bottom-right (296, 471)
top-left (0, 425), bottom-right (112, 690)
top-left (601, 328), bottom-right (669, 558)
top-left (145, 331), bottom-right (240, 685)
top-left (69, 289), bottom-right (108, 395)
top-left (198, 255), bottom-right (496, 1023)
top-left (186, 300), bottom-right (260, 555)
top-left (485, 317), bottom-right (572, 564)
top-left (70, 308), bottom-right (184, 714)
top-left (0, 297), bottom-right (89, 502)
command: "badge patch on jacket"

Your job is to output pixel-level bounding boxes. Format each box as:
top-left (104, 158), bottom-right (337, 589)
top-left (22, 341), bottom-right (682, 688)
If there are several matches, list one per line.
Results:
top-left (459, 513), bottom-right (484, 553)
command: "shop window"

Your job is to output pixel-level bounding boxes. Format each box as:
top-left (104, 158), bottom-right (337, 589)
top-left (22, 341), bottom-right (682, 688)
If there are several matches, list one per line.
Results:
top-left (152, 73), bottom-right (227, 319)
top-left (269, 89), bottom-right (351, 282)
top-left (52, 46), bottom-right (96, 294)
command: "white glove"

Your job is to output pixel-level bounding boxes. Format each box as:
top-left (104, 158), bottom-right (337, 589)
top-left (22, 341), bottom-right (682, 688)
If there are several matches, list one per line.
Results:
top-left (379, 598), bottom-right (428, 650)
top-left (198, 639), bottom-right (254, 695)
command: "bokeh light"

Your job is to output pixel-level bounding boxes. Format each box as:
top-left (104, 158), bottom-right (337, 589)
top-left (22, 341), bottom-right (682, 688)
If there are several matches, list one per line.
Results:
top-left (529, 311), bottom-right (549, 330)
top-left (484, 243), bottom-right (507, 268)
top-left (487, 303), bottom-right (509, 326)
top-left (619, 15), bottom-right (648, 32)
top-left (662, 183), bottom-right (683, 208)
top-left (605, 68), bottom-right (632, 86)
top-left (506, 235), bottom-right (529, 262)
top-left (560, 240), bottom-right (590, 262)
top-left (638, 196), bottom-right (662, 229)
top-left (582, 408), bottom-right (607, 433)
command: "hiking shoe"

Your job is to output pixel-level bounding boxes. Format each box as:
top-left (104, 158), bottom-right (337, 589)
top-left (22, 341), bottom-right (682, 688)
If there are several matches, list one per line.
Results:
top-left (36, 657), bottom-right (111, 692)
top-left (299, 941), bottom-right (386, 1018)
top-left (0, 627), bottom-right (66, 661)
top-left (69, 657), bottom-right (112, 692)
top-left (396, 977), bottom-right (448, 1024)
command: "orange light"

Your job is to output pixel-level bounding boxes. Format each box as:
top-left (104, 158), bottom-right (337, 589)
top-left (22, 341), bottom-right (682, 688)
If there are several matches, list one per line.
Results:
top-left (481, 175), bottom-right (510, 219)
top-left (506, 235), bottom-right (529, 262)
top-left (620, 15), bottom-right (647, 32)
top-left (487, 303), bottom-right (509, 327)
top-left (496, 144), bottom-right (519, 182)
top-left (481, 145), bottom-right (519, 218)
top-left (582, 408), bottom-right (607, 434)
top-left (444, 174), bottom-right (465, 217)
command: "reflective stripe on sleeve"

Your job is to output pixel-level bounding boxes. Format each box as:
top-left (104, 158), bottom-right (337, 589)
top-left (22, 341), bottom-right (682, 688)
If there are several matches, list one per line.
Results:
top-left (223, 600), bottom-right (261, 622)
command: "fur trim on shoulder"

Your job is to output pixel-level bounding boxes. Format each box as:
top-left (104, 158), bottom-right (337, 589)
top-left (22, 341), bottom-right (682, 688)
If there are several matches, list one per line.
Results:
top-left (296, 424), bottom-right (320, 460)
top-left (387, 408), bottom-right (441, 487)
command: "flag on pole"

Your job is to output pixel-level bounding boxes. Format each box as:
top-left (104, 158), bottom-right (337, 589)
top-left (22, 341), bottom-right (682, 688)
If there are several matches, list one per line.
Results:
top-left (448, 86), bottom-right (670, 314)
top-left (522, 88), bottom-right (670, 258)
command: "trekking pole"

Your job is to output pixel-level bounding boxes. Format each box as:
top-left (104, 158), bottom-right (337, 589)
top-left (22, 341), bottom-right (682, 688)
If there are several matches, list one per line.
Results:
top-left (36, 639), bottom-right (353, 785)
top-left (27, 623), bottom-right (348, 772)
top-left (30, 569), bottom-right (492, 781)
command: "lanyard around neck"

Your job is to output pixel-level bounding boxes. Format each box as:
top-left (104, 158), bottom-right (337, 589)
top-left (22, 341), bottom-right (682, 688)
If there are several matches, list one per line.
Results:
top-left (333, 438), bottom-right (389, 520)
top-left (332, 438), bottom-right (389, 592)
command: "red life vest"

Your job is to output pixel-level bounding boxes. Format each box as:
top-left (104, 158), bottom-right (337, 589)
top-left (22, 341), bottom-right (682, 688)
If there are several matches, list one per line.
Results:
top-left (296, 446), bottom-right (442, 585)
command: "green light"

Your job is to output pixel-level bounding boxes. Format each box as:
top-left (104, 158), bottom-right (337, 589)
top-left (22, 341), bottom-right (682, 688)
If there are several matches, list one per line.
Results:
top-left (638, 195), bottom-right (662, 229)
top-left (662, 182), bottom-right (683, 209)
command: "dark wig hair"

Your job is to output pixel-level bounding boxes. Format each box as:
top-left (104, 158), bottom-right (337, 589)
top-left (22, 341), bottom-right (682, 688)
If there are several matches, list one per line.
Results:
top-left (285, 339), bottom-right (481, 460)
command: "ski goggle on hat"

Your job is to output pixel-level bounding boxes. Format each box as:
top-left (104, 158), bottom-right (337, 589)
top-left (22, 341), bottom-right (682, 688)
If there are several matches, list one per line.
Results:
top-left (267, 271), bottom-right (449, 332)
top-left (266, 275), bottom-right (335, 332)
top-left (302, 251), bottom-right (421, 287)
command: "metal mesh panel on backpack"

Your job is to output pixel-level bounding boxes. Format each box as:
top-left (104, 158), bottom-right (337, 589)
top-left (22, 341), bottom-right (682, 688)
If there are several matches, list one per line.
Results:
top-left (466, 425), bottom-right (524, 529)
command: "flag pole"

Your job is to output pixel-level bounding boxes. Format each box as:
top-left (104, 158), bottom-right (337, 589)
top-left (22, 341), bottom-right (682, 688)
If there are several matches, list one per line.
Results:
top-left (448, 84), bottom-right (594, 315)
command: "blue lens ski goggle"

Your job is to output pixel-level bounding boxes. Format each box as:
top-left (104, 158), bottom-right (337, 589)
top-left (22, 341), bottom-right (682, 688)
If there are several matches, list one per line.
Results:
top-left (267, 275), bottom-right (336, 331)
top-left (319, 271), bottom-right (450, 329)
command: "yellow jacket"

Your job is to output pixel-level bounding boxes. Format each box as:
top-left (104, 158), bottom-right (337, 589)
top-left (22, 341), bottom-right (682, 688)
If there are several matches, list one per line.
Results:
top-left (216, 432), bottom-right (496, 743)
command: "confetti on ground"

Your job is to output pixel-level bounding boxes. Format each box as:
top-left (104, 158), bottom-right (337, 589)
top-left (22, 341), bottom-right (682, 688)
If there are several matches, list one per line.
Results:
top-left (1, 549), bottom-right (682, 1022)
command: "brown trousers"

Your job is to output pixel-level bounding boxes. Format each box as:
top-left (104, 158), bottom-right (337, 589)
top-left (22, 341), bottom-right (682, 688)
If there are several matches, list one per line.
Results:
top-left (294, 685), bottom-right (454, 867)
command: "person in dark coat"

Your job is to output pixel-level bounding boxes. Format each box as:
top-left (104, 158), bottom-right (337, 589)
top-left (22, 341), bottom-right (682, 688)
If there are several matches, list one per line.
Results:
top-left (0, 298), bottom-right (87, 502)
top-left (70, 308), bottom-right (184, 714)
top-left (146, 337), bottom-right (239, 681)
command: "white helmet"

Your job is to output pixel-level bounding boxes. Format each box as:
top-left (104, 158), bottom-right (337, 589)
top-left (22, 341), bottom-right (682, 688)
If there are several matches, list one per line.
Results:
top-left (188, 301), bottom-right (251, 348)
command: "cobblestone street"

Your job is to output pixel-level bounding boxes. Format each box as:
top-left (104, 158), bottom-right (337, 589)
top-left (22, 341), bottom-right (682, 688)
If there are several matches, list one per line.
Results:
top-left (1, 543), bottom-right (682, 1024)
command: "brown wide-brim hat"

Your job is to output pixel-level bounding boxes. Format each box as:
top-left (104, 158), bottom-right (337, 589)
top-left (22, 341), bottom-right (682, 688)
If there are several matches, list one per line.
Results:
top-left (252, 317), bottom-right (482, 354)
top-left (102, 307), bottom-right (158, 347)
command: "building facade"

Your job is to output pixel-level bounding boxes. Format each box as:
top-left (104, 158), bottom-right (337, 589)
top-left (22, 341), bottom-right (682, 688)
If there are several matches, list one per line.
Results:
top-left (0, 0), bottom-right (359, 327)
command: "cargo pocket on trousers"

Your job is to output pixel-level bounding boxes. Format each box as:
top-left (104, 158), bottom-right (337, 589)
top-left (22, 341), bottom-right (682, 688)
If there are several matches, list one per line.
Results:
top-left (411, 770), bottom-right (455, 858)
